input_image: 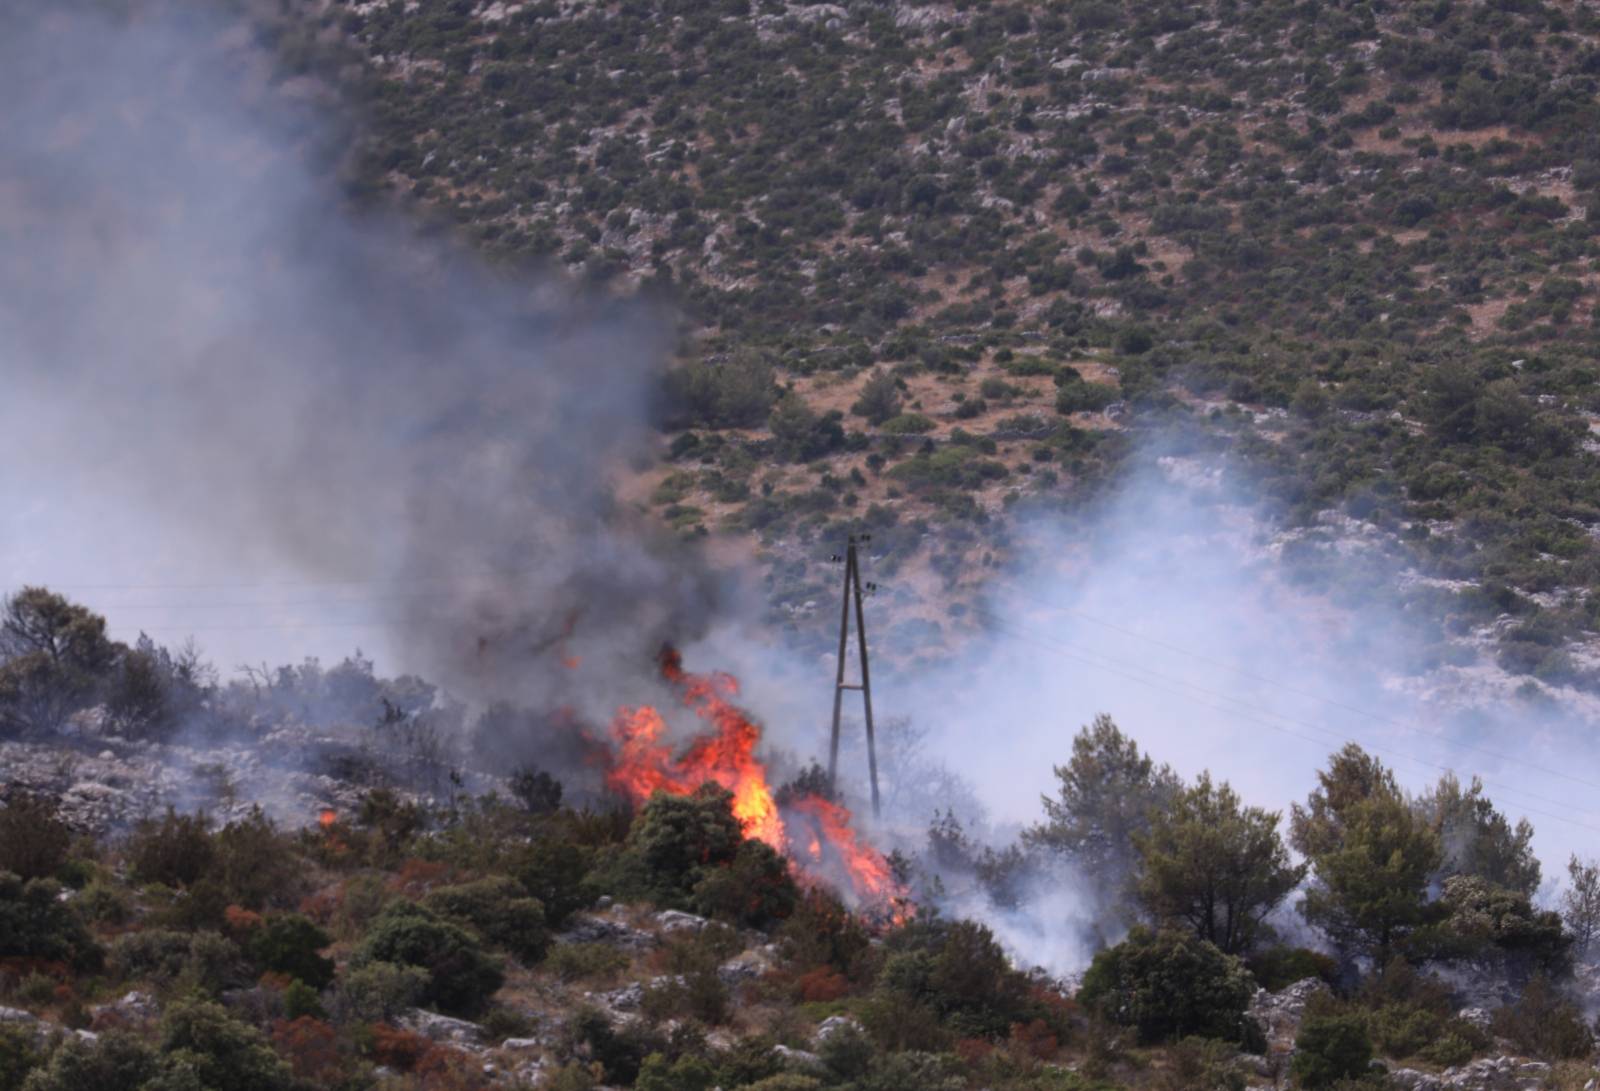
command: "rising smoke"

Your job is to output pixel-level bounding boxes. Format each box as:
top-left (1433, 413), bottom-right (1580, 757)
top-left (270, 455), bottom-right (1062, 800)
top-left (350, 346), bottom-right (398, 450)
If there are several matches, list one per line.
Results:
top-left (0, 3), bottom-right (724, 744)
top-left (6, 2), bottom-right (1599, 981)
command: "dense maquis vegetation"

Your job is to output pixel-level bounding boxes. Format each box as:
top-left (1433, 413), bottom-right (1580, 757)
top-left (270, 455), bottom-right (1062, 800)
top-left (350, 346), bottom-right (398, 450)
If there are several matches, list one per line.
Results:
top-left (6, 590), bottom-right (1600, 1089)
top-left (247, 0), bottom-right (1600, 678)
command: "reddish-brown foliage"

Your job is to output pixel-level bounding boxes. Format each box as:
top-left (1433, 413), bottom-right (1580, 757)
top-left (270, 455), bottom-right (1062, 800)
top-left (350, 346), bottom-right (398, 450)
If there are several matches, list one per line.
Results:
top-left (390, 858), bottom-right (452, 896)
top-left (414, 1045), bottom-right (491, 1090)
top-left (1009, 1018), bottom-right (1060, 1061)
top-left (225, 904), bottom-right (264, 937)
top-left (369, 1024), bottom-right (434, 1071)
top-left (954, 1037), bottom-right (996, 1064)
top-left (273, 1016), bottom-right (343, 1083)
top-left (796, 966), bottom-right (849, 1002)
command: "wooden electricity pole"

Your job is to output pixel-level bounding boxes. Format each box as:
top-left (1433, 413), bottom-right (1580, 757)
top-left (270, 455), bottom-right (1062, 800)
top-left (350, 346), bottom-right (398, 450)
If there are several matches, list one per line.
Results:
top-left (828, 534), bottom-right (881, 819)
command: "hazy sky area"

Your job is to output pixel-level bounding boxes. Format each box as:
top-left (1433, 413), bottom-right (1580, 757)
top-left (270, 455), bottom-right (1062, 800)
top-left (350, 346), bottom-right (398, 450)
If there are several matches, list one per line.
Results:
top-left (4, 4), bottom-right (1599, 925)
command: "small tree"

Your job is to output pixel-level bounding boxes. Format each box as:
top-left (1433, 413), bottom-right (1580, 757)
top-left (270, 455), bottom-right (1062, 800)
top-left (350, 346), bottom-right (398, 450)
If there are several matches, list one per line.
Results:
top-left (1562, 855), bottom-right (1600, 964)
top-left (1298, 792), bottom-right (1440, 963)
top-left (1413, 772), bottom-right (1539, 897)
top-left (1133, 773), bottom-right (1306, 955)
top-left (0, 587), bottom-right (119, 736)
top-left (851, 369), bottom-right (902, 425)
top-left (1025, 715), bottom-right (1180, 917)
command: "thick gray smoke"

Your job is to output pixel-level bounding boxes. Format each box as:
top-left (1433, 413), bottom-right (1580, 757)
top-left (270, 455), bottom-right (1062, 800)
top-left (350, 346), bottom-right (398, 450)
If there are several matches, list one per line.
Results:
top-left (0, 5), bottom-right (721, 730)
top-left (862, 445), bottom-right (1600, 973)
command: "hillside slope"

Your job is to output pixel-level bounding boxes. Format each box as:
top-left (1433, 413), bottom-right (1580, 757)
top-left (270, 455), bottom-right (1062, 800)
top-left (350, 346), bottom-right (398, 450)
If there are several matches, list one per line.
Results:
top-left (259, 0), bottom-right (1600, 680)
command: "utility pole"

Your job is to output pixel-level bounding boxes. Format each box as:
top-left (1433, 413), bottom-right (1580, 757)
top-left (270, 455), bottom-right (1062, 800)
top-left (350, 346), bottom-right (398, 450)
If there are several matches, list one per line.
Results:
top-left (828, 534), bottom-right (881, 819)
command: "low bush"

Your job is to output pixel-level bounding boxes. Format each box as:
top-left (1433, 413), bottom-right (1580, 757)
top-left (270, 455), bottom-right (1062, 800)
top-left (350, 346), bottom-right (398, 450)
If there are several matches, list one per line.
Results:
top-left (1245, 946), bottom-right (1337, 992)
top-left (690, 839), bottom-right (798, 929)
top-left (329, 960), bottom-right (429, 1023)
top-left (545, 942), bottom-right (631, 983)
top-left (351, 901), bottom-right (503, 1016)
top-left (422, 876), bottom-right (549, 963)
top-left (1077, 927), bottom-right (1256, 1045)
top-left (1291, 1011), bottom-right (1373, 1089)
top-left (247, 914), bottom-right (335, 989)
top-left (157, 997), bottom-right (293, 1091)
top-left (0, 873), bottom-right (100, 971)
top-left (1490, 974), bottom-right (1594, 1060)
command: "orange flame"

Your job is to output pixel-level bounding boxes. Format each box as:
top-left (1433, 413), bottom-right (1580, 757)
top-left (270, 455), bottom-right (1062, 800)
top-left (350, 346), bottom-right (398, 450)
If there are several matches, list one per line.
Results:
top-left (606, 649), bottom-right (784, 850)
top-left (599, 648), bottom-right (905, 914)
top-left (318, 808), bottom-right (337, 829)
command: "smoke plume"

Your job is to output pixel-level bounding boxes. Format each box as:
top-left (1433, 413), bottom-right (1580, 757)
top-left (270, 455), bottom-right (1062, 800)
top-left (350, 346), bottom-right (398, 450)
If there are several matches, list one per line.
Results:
top-left (0, 4), bottom-right (720, 731)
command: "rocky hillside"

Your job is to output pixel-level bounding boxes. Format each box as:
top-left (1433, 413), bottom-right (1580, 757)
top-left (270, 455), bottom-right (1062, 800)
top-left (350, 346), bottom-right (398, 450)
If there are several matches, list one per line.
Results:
top-left (243, 0), bottom-right (1600, 680)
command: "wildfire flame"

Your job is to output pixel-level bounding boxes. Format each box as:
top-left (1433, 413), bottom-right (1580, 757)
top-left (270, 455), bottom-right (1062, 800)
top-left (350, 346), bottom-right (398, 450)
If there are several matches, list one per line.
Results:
top-left (318, 808), bottom-right (337, 829)
top-left (599, 647), bottom-right (904, 913)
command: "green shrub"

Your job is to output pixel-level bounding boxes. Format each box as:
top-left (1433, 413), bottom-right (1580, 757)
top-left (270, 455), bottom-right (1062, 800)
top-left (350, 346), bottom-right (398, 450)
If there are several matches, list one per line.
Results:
top-left (1245, 946), bottom-right (1337, 992)
top-left (664, 353), bottom-right (777, 429)
top-left (690, 839), bottom-right (798, 929)
top-left (1489, 974), bottom-right (1594, 1060)
top-left (422, 876), bottom-right (549, 963)
top-left (737, 1077), bottom-right (823, 1091)
top-left (247, 914), bottom-right (334, 989)
top-left (156, 998), bottom-right (293, 1091)
top-left (1290, 1012), bottom-right (1373, 1089)
top-left (212, 809), bottom-right (301, 911)
top-left (111, 929), bottom-right (242, 994)
top-left (0, 794), bottom-right (69, 880)
top-left (568, 1006), bottom-right (666, 1087)
top-left (329, 960), bottom-right (428, 1023)
top-left (77, 879), bottom-right (133, 925)
top-left (880, 413), bottom-right (936, 435)
top-left (127, 810), bottom-right (214, 888)
top-left (622, 785), bottom-right (744, 908)
top-left (0, 1022), bottom-right (39, 1091)
top-left (282, 979), bottom-right (324, 1021)
top-left (635, 1051), bottom-right (717, 1091)
top-left (544, 942), bottom-right (631, 983)
top-left (0, 872), bottom-right (100, 970)
top-left (351, 901), bottom-right (504, 1016)
top-left (1055, 379), bottom-right (1118, 414)
top-left (1077, 927), bottom-right (1256, 1044)
top-left (851, 370), bottom-right (902, 425)
top-left (16, 1030), bottom-right (157, 1091)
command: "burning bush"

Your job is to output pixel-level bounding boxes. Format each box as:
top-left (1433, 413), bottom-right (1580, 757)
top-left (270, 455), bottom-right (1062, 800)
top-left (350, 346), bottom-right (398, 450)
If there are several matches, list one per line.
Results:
top-left (1077, 927), bottom-right (1257, 1045)
top-left (351, 901), bottom-right (503, 1017)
